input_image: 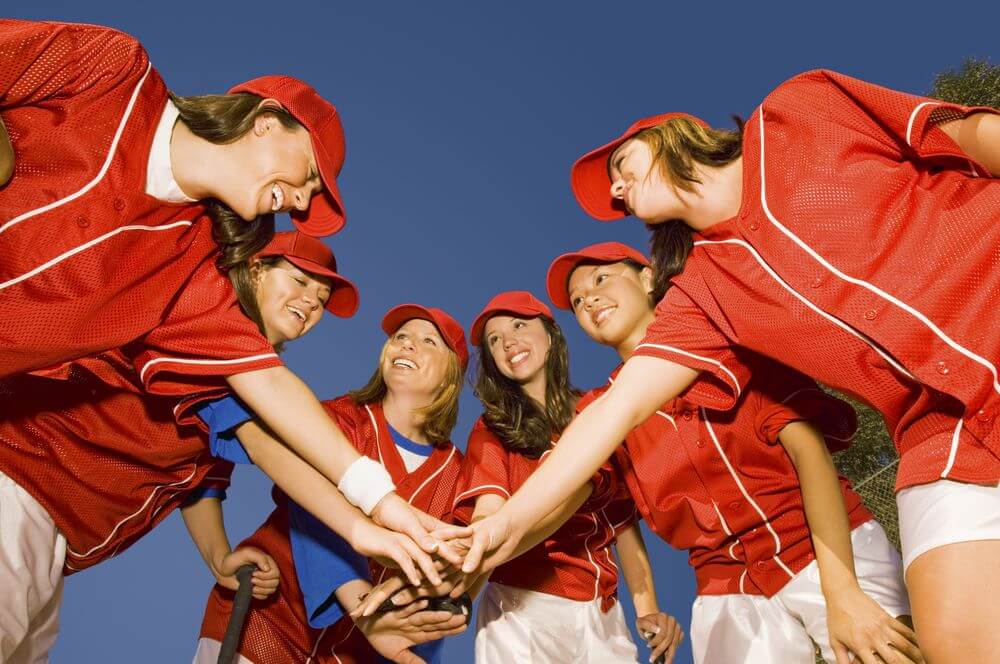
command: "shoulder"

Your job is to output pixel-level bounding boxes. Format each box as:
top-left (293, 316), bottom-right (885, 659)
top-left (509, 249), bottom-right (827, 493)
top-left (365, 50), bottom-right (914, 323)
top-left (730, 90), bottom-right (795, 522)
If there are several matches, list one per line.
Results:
top-left (466, 416), bottom-right (506, 453)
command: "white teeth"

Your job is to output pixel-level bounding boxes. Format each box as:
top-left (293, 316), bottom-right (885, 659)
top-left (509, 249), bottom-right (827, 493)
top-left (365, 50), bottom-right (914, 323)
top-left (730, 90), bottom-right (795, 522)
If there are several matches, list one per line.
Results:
top-left (286, 305), bottom-right (305, 322)
top-left (271, 183), bottom-right (284, 212)
top-left (393, 358), bottom-right (417, 370)
top-left (509, 351), bottom-right (529, 366)
top-left (595, 306), bottom-right (616, 325)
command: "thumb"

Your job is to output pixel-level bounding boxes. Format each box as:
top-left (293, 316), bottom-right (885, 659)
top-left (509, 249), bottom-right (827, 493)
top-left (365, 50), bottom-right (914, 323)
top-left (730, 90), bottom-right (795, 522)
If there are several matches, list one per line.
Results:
top-left (231, 547), bottom-right (269, 573)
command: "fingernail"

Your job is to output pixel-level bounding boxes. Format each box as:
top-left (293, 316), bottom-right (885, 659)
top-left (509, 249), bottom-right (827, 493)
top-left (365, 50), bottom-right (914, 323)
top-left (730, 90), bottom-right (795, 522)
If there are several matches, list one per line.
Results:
top-left (392, 595), bottom-right (405, 605)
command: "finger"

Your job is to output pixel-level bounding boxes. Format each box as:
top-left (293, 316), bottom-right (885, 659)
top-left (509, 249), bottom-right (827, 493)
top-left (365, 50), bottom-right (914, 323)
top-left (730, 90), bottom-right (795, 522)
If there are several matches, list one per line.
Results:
top-left (886, 632), bottom-right (923, 663)
top-left (391, 544), bottom-right (424, 590)
top-left (407, 610), bottom-right (456, 627)
top-left (432, 539), bottom-right (466, 567)
top-left (392, 649), bottom-right (428, 664)
top-left (351, 584), bottom-right (397, 619)
top-left (413, 625), bottom-right (468, 642)
top-left (832, 642), bottom-right (852, 664)
top-left (887, 618), bottom-right (919, 646)
top-left (461, 530), bottom-right (488, 574)
top-left (663, 644), bottom-right (677, 664)
top-left (651, 636), bottom-right (671, 662)
top-left (431, 524), bottom-right (473, 541)
top-left (447, 575), bottom-right (468, 598)
top-left (874, 640), bottom-right (909, 664)
top-left (394, 599), bottom-right (430, 619)
top-left (252, 578), bottom-right (280, 592)
top-left (400, 536), bottom-right (442, 587)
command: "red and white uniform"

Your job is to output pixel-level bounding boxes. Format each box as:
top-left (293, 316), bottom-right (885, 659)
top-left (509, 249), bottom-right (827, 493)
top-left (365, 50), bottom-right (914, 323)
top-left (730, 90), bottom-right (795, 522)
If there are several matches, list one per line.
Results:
top-left (0, 356), bottom-right (230, 661)
top-left (0, 19), bottom-right (248, 378)
top-left (197, 397), bottom-right (463, 664)
top-left (453, 417), bottom-right (639, 663)
top-left (584, 357), bottom-right (909, 663)
top-left (633, 70), bottom-right (1000, 491)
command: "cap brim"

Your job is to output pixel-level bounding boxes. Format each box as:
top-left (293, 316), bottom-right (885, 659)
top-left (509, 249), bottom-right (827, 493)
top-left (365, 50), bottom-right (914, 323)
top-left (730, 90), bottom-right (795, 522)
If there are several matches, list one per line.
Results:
top-left (570, 140), bottom-right (631, 222)
top-left (283, 256), bottom-right (359, 317)
top-left (546, 254), bottom-right (591, 310)
top-left (470, 305), bottom-right (551, 347)
top-left (290, 139), bottom-right (346, 237)
top-left (381, 305), bottom-right (435, 337)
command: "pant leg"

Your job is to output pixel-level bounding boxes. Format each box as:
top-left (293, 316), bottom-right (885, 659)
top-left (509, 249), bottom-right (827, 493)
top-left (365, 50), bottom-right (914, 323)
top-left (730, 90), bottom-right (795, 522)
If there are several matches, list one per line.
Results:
top-left (0, 471), bottom-right (66, 663)
top-left (192, 637), bottom-right (259, 664)
top-left (581, 599), bottom-right (639, 663)
top-left (474, 583), bottom-right (533, 664)
top-left (690, 593), bottom-right (815, 664)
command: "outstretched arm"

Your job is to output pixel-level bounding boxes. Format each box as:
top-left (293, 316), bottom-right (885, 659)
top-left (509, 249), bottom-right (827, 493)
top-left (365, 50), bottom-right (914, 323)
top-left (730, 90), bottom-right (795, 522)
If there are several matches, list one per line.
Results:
top-left (460, 355), bottom-right (698, 574)
top-left (780, 421), bottom-right (922, 664)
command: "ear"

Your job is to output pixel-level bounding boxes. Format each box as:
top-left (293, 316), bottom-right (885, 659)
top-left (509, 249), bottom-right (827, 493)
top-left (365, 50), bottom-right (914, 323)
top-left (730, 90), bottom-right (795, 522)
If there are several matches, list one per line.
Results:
top-left (639, 266), bottom-right (655, 296)
top-left (248, 257), bottom-right (266, 286)
top-left (252, 99), bottom-right (286, 136)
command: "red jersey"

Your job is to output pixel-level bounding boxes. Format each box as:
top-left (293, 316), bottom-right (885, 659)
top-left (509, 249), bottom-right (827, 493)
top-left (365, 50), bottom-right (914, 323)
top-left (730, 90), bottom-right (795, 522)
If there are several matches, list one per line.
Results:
top-left (0, 20), bottom-right (278, 381)
top-left (634, 69), bottom-right (1000, 491)
top-left (199, 397), bottom-right (463, 664)
top-left (583, 356), bottom-right (871, 596)
top-left (452, 417), bottom-right (635, 612)
top-left (0, 353), bottom-right (230, 573)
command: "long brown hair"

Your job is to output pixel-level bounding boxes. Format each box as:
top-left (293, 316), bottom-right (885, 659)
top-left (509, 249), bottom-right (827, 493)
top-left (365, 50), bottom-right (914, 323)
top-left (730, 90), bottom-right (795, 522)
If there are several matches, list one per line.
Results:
top-left (226, 254), bottom-right (284, 352)
top-left (473, 316), bottom-right (577, 459)
top-left (634, 116), bottom-right (744, 302)
top-left (169, 92), bottom-right (303, 271)
top-left (349, 340), bottom-right (465, 447)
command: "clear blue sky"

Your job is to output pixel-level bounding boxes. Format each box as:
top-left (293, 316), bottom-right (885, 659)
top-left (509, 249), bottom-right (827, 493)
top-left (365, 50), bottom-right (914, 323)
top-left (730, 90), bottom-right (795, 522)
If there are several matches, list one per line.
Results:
top-left (8, 1), bottom-right (997, 662)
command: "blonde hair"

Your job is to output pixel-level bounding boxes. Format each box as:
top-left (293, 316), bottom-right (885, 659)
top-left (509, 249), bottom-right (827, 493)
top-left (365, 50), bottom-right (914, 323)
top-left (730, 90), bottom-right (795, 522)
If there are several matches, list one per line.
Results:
top-left (349, 338), bottom-right (465, 446)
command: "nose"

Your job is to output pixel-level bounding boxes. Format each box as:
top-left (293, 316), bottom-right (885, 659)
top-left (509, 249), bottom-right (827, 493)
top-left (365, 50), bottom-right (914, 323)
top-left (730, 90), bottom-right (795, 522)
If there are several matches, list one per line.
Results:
top-left (609, 177), bottom-right (625, 200)
top-left (502, 335), bottom-right (516, 350)
top-left (293, 186), bottom-right (310, 212)
top-left (584, 294), bottom-right (600, 311)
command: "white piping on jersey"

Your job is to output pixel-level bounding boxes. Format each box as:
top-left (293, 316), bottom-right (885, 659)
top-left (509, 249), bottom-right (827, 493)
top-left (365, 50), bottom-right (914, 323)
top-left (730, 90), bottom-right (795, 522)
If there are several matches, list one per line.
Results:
top-left (582, 513), bottom-right (603, 601)
top-left (306, 625), bottom-right (330, 663)
top-left (410, 447), bottom-right (456, 504)
top-left (607, 374), bottom-right (678, 430)
top-left (598, 508), bottom-right (620, 573)
top-left (0, 63), bottom-right (153, 235)
top-left (66, 466), bottom-right (197, 559)
top-left (0, 220), bottom-right (194, 292)
top-left (906, 102), bottom-right (940, 147)
top-left (138, 352), bottom-right (279, 384)
top-left (711, 501), bottom-right (740, 561)
top-left (702, 409), bottom-right (795, 580)
top-left (757, 109), bottom-right (1000, 395)
top-left (738, 569), bottom-right (747, 594)
top-left (634, 343), bottom-right (743, 398)
top-left (453, 484), bottom-right (512, 508)
top-left (694, 238), bottom-right (915, 381)
top-left (940, 418), bottom-right (964, 479)
top-left (364, 405), bottom-right (386, 467)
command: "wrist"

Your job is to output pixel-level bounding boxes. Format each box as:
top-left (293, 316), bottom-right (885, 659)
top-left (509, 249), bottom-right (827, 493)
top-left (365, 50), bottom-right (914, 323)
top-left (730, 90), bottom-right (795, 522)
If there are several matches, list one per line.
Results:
top-left (339, 457), bottom-right (395, 515)
top-left (209, 547), bottom-right (231, 578)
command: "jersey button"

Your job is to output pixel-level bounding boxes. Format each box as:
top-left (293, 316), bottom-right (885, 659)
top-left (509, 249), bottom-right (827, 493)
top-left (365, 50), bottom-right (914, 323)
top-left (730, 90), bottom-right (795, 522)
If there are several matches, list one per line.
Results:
top-left (976, 409), bottom-right (994, 423)
top-left (76, 215), bottom-right (89, 228)
top-left (864, 309), bottom-right (877, 321)
top-left (729, 500), bottom-right (742, 510)
top-left (696, 440), bottom-right (705, 448)
top-left (748, 221), bottom-right (759, 231)
top-left (936, 361), bottom-right (950, 376)
top-left (683, 411), bottom-right (693, 420)
top-left (755, 561), bottom-right (768, 571)
top-left (810, 277), bottom-right (822, 289)
top-left (113, 197), bottom-right (126, 211)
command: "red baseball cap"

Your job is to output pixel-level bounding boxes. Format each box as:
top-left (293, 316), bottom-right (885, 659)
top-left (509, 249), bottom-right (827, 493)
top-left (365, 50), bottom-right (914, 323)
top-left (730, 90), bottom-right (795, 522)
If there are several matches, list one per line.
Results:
top-left (570, 112), bottom-right (708, 221)
top-left (257, 231), bottom-right (359, 317)
top-left (469, 291), bottom-right (554, 347)
top-left (546, 242), bottom-right (650, 310)
top-left (381, 304), bottom-right (469, 368)
top-left (228, 75), bottom-right (347, 237)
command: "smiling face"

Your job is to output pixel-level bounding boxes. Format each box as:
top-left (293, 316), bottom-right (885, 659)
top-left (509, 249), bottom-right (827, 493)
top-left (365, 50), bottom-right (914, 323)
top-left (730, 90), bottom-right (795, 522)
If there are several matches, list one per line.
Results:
top-left (217, 110), bottom-right (324, 221)
top-left (482, 315), bottom-right (551, 388)
top-left (381, 318), bottom-right (453, 400)
top-left (607, 138), bottom-right (688, 224)
top-left (567, 261), bottom-right (654, 350)
top-left (253, 258), bottom-right (332, 346)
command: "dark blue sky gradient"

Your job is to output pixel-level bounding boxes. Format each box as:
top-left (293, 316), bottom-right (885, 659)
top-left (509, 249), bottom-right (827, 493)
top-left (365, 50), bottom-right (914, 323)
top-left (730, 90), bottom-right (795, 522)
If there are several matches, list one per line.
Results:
top-left (8, 2), bottom-right (997, 662)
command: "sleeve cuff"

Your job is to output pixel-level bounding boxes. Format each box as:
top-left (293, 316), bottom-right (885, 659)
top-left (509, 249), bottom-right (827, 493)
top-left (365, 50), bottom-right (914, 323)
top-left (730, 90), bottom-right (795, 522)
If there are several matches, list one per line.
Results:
top-left (632, 343), bottom-right (750, 411)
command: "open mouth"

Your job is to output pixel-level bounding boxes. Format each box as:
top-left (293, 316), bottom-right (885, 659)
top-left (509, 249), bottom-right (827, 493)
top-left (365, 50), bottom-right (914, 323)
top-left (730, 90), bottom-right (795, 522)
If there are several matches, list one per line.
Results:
top-left (508, 350), bottom-right (530, 368)
top-left (286, 304), bottom-right (306, 322)
top-left (593, 305), bottom-right (617, 327)
top-left (271, 183), bottom-right (284, 212)
top-left (392, 357), bottom-right (418, 370)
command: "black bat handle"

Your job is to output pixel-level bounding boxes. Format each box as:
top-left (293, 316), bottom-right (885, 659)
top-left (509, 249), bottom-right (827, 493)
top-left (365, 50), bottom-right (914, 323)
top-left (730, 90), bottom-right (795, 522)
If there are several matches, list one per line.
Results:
top-left (217, 564), bottom-right (256, 664)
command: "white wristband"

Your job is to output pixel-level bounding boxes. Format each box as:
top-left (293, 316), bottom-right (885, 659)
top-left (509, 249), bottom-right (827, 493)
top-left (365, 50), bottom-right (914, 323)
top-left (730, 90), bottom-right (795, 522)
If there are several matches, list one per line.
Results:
top-left (339, 456), bottom-right (396, 515)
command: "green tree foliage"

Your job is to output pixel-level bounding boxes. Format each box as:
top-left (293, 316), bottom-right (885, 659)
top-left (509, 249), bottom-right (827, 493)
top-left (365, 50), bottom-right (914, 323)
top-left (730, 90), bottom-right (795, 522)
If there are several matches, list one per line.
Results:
top-left (930, 58), bottom-right (1000, 107)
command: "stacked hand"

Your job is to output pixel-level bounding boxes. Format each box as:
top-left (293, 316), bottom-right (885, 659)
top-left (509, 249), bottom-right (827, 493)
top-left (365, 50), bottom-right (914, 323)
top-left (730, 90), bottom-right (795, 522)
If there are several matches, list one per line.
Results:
top-left (356, 599), bottom-right (468, 664)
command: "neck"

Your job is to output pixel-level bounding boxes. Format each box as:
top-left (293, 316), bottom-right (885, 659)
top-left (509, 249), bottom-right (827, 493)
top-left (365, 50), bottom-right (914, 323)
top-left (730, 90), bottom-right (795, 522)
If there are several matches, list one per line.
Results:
top-left (381, 391), bottom-right (432, 445)
top-left (615, 309), bottom-right (656, 361)
top-left (521, 371), bottom-right (547, 409)
top-left (683, 156), bottom-right (743, 232)
top-left (169, 120), bottom-right (227, 201)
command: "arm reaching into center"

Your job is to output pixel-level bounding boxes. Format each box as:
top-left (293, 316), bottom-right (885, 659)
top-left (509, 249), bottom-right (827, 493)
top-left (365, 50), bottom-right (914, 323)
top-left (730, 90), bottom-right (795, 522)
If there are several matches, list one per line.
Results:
top-left (460, 355), bottom-right (699, 574)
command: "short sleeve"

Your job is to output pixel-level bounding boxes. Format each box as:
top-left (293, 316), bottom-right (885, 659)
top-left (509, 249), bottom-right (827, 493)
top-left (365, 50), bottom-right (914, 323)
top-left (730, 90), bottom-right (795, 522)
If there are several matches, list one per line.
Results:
top-left (129, 256), bottom-right (282, 400)
top-left (193, 396), bottom-right (256, 465)
top-left (0, 19), bottom-right (149, 111)
top-left (182, 459), bottom-right (235, 505)
top-left (451, 423), bottom-right (513, 525)
top-left (635, 285), bottom-right (750, 411)
top-left (766, 69), bottom-right (999, 176)
top-left (749, 355), bottom-right (858, 452)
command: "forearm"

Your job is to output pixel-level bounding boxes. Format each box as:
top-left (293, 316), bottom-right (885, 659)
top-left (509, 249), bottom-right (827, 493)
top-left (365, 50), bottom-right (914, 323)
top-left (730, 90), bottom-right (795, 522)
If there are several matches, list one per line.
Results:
top-left (181, 497), bottom-right (231, 573)
top-left (227, 367), bottom-right (361, 484)
top-left (0, 115), bottom-right (13, 185)
top-left (780, 422), bottom-right (858, 595)
top-left (616, 524), bottom-right (659, 615)
top-left (236, 419), bottom-right (370, 543)
top-left (939, 112), bottom-right (1000, 176)
top-left (335, 578), bottom-right (375, 614)
top-left (510, 481), bottom-right (592, 559)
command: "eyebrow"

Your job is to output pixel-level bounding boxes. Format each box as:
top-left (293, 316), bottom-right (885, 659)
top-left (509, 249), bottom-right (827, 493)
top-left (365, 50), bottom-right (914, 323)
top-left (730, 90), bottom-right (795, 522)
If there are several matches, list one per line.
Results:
top-left (608, 146), bottom-right (627, 178)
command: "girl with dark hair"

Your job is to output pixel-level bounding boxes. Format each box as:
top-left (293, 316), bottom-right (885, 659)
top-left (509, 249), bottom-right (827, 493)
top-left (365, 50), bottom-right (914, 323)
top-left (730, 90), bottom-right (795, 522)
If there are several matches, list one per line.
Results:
top-left (546, 241), bottom-right (916, 664)
top-left (458, 70), bottom-right (999, 663)
top-left (451, 291), bottom-right (681, 663)
top-left (195, 304), bottom-right (470, 664)
top-left (0, 20), bottom-right (451, 602)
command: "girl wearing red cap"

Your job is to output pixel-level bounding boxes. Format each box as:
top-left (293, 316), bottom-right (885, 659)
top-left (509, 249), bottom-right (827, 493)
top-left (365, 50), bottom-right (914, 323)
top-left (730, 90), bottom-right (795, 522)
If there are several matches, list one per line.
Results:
top-left (0, 232), bottom-right (435, 660)
top-left (547, 242), bottom-right (916, 664)
top-left (1, 18), bottom-right (451, 609)
top-left (194, 304), bottom-right (470, 664)
top-left (460, 71), bottom-right (999, 662)
top-left (441, 291), bottom-right (680, 664)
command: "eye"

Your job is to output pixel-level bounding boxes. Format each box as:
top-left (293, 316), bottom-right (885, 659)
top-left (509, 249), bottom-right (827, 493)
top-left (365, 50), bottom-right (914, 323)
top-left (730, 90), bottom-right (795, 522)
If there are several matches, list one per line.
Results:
top-left (424, 337), bottom-right (437, 346)
top-left (514, 320), bottom-right (526, 329)
top-left (571, 296), bottom-right (583, 309)
top-left (396, 332), bottom-right (407, 341)
top-left (596, 273), bottom-right (608, 284)
top-left (487, 334), bottom-right (499, 347)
